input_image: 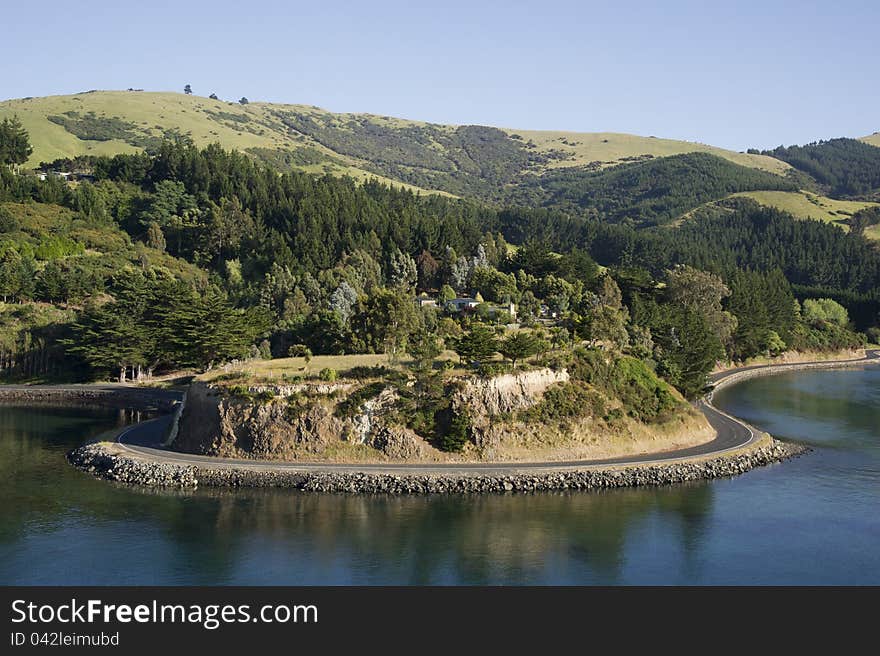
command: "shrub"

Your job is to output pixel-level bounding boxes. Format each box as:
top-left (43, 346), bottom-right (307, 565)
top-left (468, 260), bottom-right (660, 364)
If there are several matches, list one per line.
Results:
top-left (520, 381), bottom-right (605, 424)
top-left (288, 344), bottom-right (312, 361)
top-left (318, 367), bottom-right (338, 382)
top-left (335, 381), bottom-right (386, 418)
top-left (567, 350), bottom-right (677, 422)
top-left (343, 365), bottom-right (390, 379)
top-left (225, 384), bottom-right (253, 400)
top-left (213, 371), bottom-right (246, 382)
top-left (255, 389), bottom-right (276, 403)
top-left (477, 362), bottom-right (509, 377)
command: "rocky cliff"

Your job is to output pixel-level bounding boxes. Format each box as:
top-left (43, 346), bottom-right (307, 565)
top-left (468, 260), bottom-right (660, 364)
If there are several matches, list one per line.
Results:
top-left (174, 381), bottom-right (440, 462)
top-left (173, 366), bottom-right (712, 463)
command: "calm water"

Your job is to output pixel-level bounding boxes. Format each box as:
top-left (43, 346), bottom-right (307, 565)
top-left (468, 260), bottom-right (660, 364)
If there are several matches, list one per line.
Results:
top-left (1, 367), bottom-right (878, 585)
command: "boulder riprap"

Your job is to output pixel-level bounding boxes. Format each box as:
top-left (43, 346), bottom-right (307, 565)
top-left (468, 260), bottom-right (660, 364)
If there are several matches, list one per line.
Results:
top-left (67, 439), bottom-right (808, 494)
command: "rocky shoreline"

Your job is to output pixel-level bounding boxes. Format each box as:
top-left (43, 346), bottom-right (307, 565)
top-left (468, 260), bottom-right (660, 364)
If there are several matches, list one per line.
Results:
top-left (66, 439), bottom-right (809, 494)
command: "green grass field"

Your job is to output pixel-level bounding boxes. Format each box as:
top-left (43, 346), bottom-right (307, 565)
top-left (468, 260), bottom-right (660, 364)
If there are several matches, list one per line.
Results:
top-left (198, 350), bottom-right (468, 382)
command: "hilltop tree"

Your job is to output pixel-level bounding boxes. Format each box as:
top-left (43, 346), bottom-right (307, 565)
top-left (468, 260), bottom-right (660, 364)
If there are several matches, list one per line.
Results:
top-left (184, 84), bottom-right (192, 95)
top-left (407, 330), bottom-right (442, 373)
top-left (0, 116), bottom-right (32, 168)
top-left (239, 97), bottom-right (249, 105)
top-left (452, 323), bottom-right (498, 365)
top-left (209, 93), bottom-right (219, 100)
top-left (498, 331), bottom-right (541, 366)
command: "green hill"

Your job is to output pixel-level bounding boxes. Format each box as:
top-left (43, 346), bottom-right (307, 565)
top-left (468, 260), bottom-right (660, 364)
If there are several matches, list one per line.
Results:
top-left (508, 151), bottom-right (797, 227)
top-left (0, 90), bottom-right (789, 199)
top-left (759, 138), bottom-right (880, 198)
top-left (730, 190), bottom-right (880, 232)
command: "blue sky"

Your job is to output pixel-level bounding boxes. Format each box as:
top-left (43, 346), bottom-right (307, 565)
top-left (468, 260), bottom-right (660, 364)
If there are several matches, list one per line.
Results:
top-left (2, 0), bottom-right (877, 150)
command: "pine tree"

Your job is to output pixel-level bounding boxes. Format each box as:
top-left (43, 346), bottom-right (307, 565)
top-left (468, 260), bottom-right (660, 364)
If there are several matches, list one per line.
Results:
top-left (452, 323), bottom-right (498, 365)
top-left (0, 116), bottom-right (32, 168)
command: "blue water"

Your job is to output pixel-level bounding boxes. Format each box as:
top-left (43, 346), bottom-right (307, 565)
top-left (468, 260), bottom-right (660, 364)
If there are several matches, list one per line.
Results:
top-left (0, 367), bottom-right (878, 585)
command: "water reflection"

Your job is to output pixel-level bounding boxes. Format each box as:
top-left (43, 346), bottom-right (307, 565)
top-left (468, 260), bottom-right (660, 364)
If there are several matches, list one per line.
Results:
top-left (2, 364), bottom-right (877, 586)
top-left (0, 404), bottom-right (714, 584)
top-left (131, 483), bottom-right (713, 585)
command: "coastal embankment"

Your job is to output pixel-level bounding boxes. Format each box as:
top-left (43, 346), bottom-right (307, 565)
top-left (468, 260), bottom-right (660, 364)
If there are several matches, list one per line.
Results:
top-left (20, 349), bottom-right (880, 494)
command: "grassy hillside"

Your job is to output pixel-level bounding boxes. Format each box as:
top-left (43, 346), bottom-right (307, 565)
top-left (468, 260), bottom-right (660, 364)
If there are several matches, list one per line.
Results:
top-left (0, 90), bottom-right (789, 199)
top-left (862, 133), bottom-right (880, 147)
top-left (730, 190), bottom-right (880, 232)
top-left (509, 152), bottom-right (796, 227)
top-left (0, 91), bottom-right (427, 193)
top-left (509, 129), bottom-right (789, 175)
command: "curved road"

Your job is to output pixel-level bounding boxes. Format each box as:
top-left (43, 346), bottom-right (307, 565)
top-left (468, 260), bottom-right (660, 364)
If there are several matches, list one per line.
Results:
top-left (108, 349), bottom-right (880, 475)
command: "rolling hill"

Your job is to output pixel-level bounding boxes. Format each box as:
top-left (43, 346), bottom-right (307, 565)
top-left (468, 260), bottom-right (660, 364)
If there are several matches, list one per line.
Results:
top-left (730, 191), bottom-right (879, 230)
top-left (0, 90), bottom-right (790, 200)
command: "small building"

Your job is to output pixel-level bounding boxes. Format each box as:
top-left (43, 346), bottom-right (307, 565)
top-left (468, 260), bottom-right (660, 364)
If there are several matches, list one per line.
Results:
top-left (415, 296), bottom-right (438, 309)
top-left (446, 297), bottom-right (480, 313)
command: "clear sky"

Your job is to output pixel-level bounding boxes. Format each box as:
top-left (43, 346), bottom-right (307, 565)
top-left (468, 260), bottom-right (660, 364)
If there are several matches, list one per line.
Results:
top-left (2, 0), bottom-right (877, 151)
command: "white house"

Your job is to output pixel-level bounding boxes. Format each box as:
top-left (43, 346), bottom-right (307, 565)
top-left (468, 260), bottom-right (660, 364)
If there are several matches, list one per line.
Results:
top-left (446, 297), bottom-right (480, 313)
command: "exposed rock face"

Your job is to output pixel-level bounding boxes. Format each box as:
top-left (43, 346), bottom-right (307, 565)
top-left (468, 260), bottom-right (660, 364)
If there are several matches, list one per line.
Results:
top-left (351, 388), bottom-right (398, 444)
top-left (175, 381), bottom-right (439, 461)
top-left (246, 382), bottom-right (354, 397)
top-left (175, 382), bottom-right (345, 459)
top-left (367, 424), bottom-right (435, 460)
top-left (452, 368), bottom-right (569, 417)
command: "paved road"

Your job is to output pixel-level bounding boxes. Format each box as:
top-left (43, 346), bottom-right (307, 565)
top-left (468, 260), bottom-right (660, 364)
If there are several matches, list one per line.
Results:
top-left (111, 349), bottom-right (879, 475)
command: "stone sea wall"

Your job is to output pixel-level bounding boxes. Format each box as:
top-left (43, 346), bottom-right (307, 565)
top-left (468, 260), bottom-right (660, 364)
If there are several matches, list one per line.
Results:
top-left (67, 438), bottom-right (807, 494)
top-left (711, 353), bottom-right (879, 396)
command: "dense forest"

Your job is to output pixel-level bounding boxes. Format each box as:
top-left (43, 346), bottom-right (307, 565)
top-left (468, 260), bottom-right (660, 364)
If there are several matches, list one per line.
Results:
top-left (758, 138), bottom-right (880, 198)
top-left (508, 152), bottom-right (797, 226)
top-left (0, 123), bottom-right (877, 401)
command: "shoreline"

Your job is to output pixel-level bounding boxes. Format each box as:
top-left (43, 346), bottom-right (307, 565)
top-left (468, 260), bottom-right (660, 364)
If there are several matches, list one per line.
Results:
top-left (6, 349), bottom-right (878, 494)
top-left (67, 435), bottom-right (807, 493)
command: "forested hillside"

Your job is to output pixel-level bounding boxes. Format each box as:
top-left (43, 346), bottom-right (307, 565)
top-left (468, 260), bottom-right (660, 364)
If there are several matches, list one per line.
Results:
top-left (508, 152), bottom-right (797, 227)
top-left (0, 113), bottom-right (877, 403)
top-left (759, 138), bottom-right (880, 198)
